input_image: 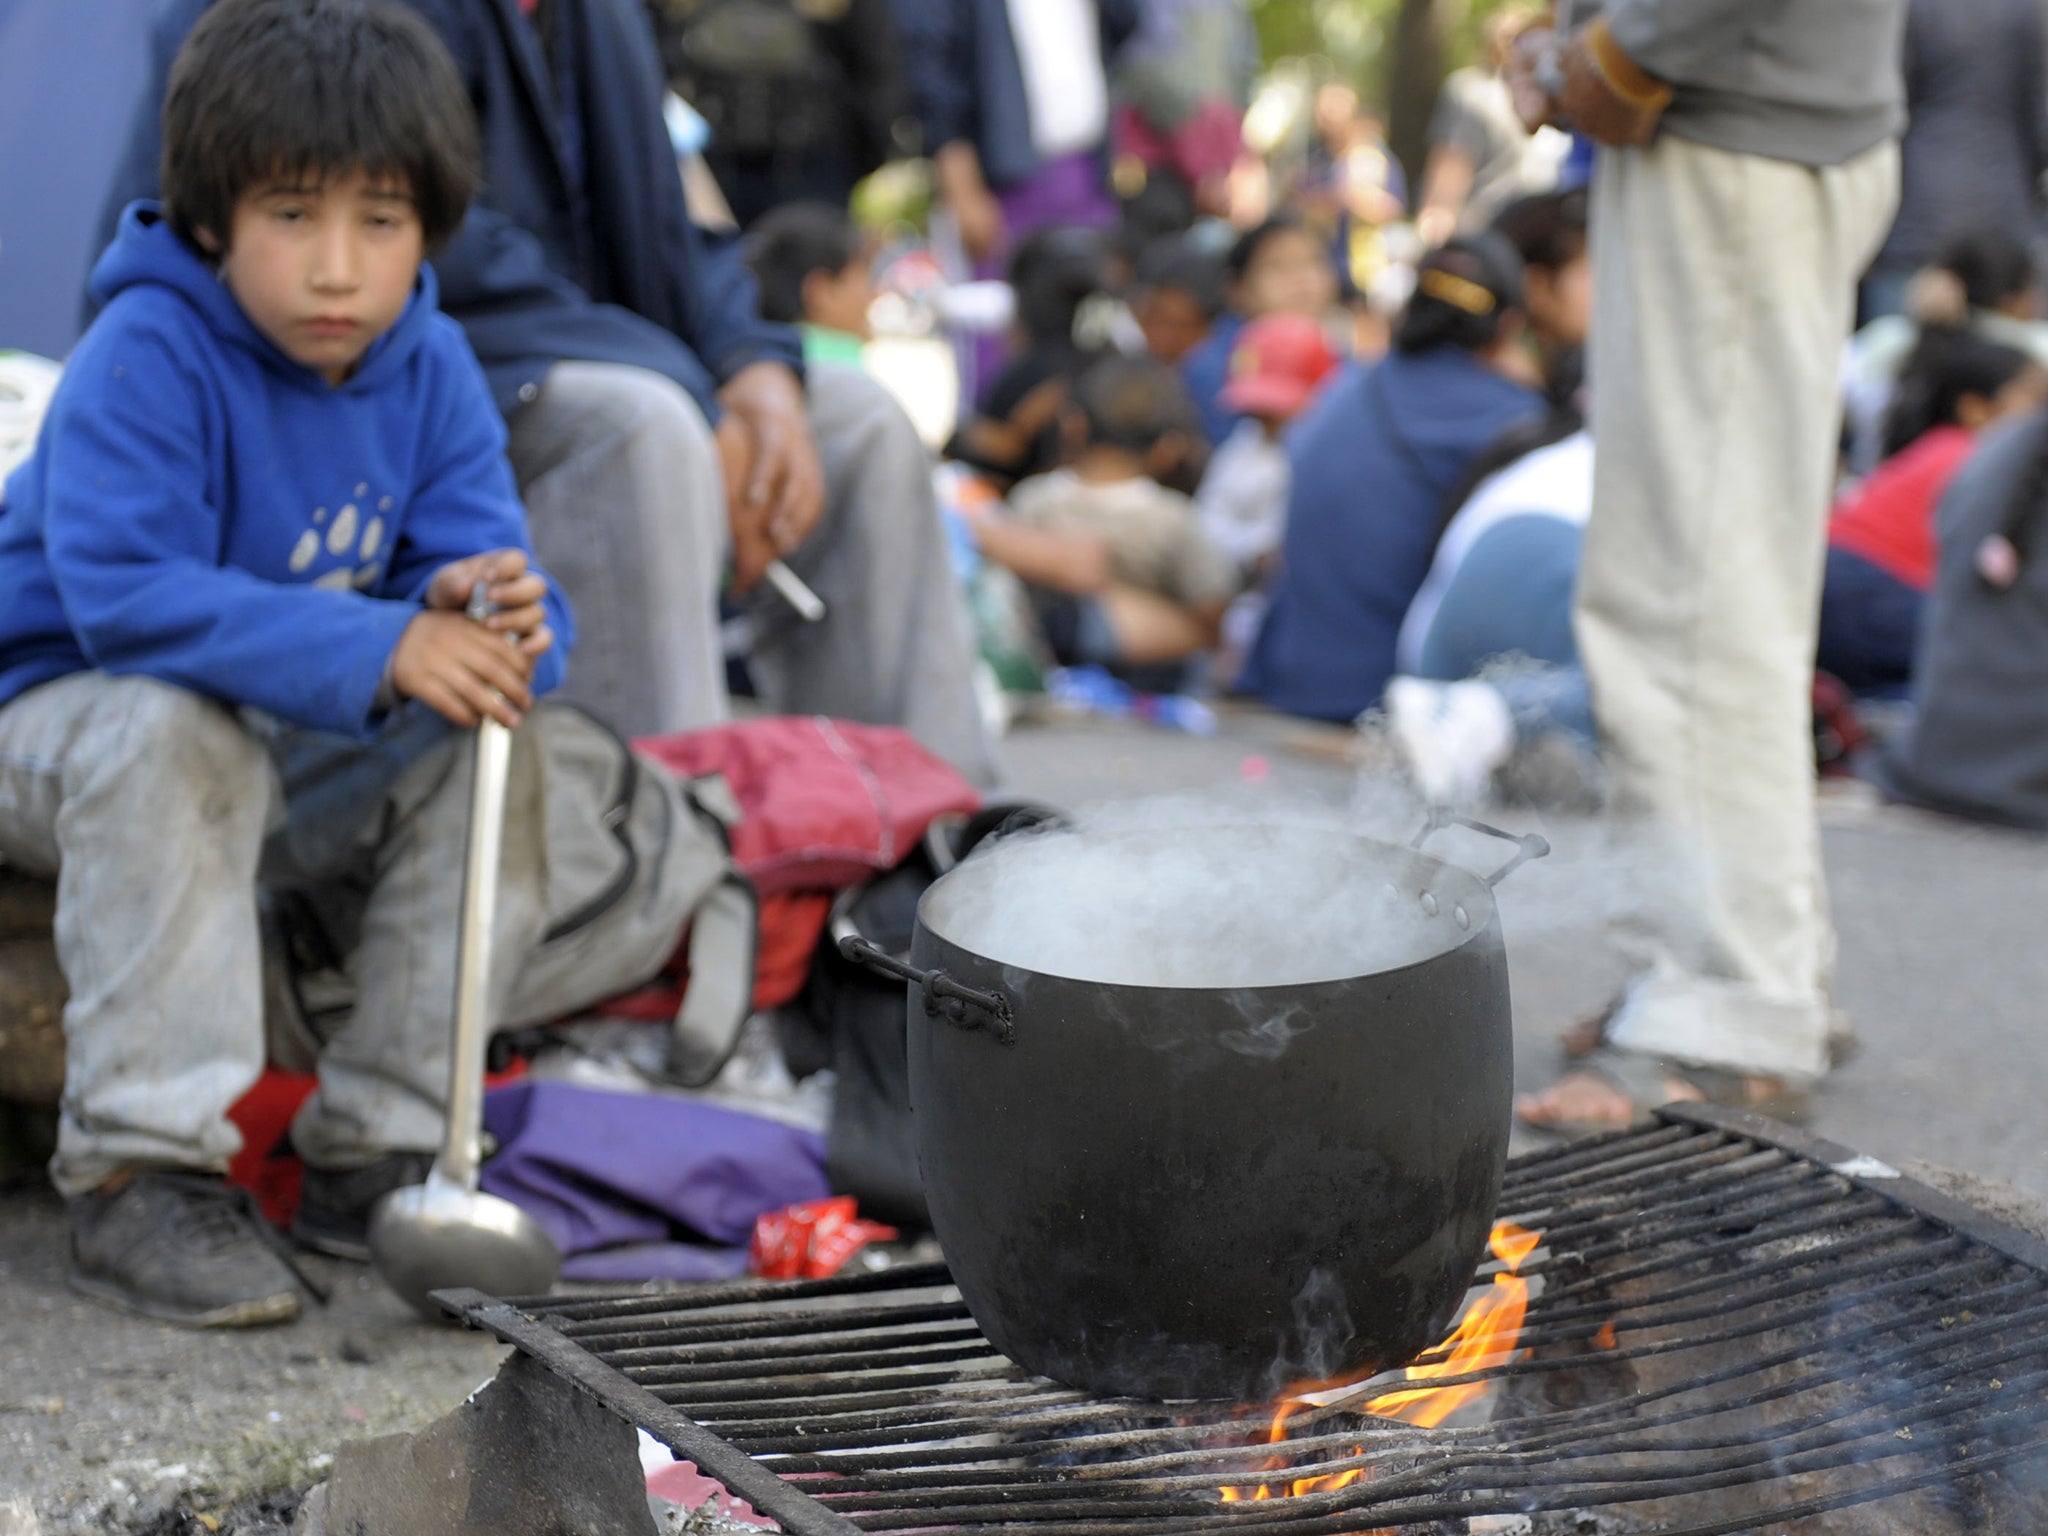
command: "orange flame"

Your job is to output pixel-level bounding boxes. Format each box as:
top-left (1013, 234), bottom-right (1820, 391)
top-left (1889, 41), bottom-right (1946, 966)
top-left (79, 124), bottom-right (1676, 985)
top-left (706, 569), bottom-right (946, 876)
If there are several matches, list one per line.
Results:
top-left (1595, 1321), bottom-right (1618, 1350)
top-left (1222, 1222), bottom-right (1539, 1504)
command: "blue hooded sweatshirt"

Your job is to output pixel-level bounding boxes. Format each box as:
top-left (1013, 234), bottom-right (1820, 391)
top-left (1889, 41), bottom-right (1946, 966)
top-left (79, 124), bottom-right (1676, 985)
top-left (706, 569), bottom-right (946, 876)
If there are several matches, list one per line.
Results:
top-left (1241, 348), bottom-right (1542, 722)
top-left (0, 204), bottom-right (572, 737)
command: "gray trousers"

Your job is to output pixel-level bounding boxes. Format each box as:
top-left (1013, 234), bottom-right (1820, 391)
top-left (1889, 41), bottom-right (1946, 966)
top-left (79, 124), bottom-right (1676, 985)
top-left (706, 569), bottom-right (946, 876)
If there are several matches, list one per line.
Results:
top-left (0, 674), bottom-right (695, 1196)
top-left (1577, 136), bottom-right (1899, 1083)
top-left (508, 361), bottom-right (1002, 788)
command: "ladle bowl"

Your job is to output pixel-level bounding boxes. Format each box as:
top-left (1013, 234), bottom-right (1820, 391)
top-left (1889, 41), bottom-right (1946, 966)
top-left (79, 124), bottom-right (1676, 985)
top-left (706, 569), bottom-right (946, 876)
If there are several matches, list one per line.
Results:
top-left (369, 1173), bottom-right (561, 1318)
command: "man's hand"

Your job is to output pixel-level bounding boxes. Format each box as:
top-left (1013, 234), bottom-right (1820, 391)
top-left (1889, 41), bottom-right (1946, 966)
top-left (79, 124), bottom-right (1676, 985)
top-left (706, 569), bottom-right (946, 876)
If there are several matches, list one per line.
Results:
top-left (1556, 21), bottom-right (1669, 147)
top-left (717, 361), bottom-right (825, 592)
top-left (391, 610), bottom-right (537, 729)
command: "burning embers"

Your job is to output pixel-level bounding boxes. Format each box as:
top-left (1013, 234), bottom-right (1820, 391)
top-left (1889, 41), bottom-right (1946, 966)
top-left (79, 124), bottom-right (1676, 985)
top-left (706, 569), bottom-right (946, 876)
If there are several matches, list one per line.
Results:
top-left (1222, 1221), bottom-right (1545, 1503)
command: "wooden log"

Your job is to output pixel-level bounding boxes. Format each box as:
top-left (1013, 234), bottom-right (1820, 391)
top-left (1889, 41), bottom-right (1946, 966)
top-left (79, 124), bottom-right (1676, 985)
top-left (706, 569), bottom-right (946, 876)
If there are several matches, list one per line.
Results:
top-left (0, 937), bottom-right (65, 1103)
top-left (0, 872), bottom-right (65, 1104)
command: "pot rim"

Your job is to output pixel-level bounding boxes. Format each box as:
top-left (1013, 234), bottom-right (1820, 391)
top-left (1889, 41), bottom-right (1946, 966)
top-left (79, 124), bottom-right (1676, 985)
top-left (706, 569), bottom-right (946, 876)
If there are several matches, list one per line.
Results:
top-left (916, 824), bottom-right (1502, 994)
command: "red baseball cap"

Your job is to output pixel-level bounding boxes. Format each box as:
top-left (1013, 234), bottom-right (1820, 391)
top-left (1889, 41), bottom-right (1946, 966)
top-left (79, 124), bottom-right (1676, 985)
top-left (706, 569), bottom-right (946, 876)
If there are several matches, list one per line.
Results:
top-left (1219, 313), bottom-right (1341, 419)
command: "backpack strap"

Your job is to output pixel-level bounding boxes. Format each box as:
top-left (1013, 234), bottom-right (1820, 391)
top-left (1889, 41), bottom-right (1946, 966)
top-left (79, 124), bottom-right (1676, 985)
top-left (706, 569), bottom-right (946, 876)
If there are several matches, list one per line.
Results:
top-left (657, 771), bottom-right (759, 1088)
top-left (665, 869), bottom-right (761, 1088)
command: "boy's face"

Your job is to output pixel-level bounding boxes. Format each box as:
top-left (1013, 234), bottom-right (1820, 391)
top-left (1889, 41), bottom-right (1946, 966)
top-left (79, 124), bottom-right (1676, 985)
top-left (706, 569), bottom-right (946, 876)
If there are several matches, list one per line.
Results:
top-left (210, 169), bottom-right (424, 385)
top-left (1134, 287), bottom-right (1210, 366)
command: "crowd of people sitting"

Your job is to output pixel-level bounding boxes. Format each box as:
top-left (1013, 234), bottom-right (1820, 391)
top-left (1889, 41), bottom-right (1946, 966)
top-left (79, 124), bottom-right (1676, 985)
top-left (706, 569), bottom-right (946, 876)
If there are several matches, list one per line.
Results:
top-left (721, 132), bottom-right (2048, 839)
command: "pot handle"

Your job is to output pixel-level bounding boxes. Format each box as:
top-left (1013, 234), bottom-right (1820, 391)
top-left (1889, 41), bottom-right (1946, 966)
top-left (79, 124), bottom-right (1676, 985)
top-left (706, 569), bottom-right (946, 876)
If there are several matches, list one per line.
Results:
top-left (1410, 808), bottom-right (1551, 888)
top-left (837, 935), bottom-right (1017, 1046)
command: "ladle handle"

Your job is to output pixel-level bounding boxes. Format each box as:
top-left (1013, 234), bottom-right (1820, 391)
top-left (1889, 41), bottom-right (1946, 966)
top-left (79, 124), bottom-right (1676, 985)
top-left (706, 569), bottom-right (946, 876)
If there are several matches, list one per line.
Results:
top-left (437, 585), bottom-right (518, 1190)
top-left (837, 936), bottom-right (1016, 1046)
top-left (1411, 808), bottom-right (1551, 888)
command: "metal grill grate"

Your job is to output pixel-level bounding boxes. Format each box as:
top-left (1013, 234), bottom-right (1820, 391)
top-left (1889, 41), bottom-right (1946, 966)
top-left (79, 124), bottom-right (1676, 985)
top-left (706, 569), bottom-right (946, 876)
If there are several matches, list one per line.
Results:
top-left (443, 1105), bottom-right (2048, 1535)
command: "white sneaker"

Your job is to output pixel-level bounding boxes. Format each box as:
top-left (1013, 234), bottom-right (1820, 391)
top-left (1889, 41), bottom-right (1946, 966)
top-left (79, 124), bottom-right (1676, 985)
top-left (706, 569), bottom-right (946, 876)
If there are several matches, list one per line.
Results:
top-left (1386, 676), bottom-right (1516, 806)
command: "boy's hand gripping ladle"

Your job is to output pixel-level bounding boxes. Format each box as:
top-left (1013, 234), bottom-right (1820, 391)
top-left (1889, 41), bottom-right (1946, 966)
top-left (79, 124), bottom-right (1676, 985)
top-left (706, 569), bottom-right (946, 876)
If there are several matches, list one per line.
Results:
top-left (369, 583), bottom-right (561, 1319)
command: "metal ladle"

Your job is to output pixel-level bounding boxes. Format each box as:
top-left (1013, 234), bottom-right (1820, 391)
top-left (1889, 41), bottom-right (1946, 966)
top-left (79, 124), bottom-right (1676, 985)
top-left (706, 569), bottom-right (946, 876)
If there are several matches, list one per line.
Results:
top-left (369, 589), bottom-right (562, 1319)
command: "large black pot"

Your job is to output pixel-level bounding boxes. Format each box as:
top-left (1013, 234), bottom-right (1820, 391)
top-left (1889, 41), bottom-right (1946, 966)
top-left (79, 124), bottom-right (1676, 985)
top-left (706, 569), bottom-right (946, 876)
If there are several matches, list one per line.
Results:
top-left (844, 813), bottom-right (1546, 1402)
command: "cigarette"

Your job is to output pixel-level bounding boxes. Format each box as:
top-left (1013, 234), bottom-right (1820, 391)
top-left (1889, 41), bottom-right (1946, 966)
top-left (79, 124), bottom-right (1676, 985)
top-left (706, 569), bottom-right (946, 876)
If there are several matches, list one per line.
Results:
top-left (764, 559), bottom-right (826, 622)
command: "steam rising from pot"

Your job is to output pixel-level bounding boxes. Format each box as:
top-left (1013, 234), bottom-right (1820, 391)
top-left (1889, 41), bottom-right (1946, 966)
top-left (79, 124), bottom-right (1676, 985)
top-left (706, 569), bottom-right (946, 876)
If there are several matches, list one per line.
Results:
top-left (923, 779), bottom-right (1674, 994)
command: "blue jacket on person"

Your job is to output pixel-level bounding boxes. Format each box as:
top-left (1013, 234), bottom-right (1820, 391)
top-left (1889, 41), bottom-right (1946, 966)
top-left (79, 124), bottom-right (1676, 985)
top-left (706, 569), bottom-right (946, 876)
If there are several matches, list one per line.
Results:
top-left (95, 0), bottom-right (803, 423)
top-left (1180, 310), bottom-right (1245, 446)
top-left (891, 0), bottom-right (1141, 190)
top-left (0, 204), bottom-right (572, 736)
top-left (1240, 347), bottom-right (1542, 723)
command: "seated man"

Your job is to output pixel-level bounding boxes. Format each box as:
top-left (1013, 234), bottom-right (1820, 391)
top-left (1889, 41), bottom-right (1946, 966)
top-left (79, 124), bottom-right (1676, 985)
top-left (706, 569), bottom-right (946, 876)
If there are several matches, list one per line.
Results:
top-left (99, 0), bottom-right (999, 789)
top-left (1, 0), bottom-right (714, 1325)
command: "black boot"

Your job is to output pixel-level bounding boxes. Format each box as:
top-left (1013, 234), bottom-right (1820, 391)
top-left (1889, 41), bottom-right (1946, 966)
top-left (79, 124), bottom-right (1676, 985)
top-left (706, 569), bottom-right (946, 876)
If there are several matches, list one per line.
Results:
top-left (293, 1152), bottom-right (434, 1261)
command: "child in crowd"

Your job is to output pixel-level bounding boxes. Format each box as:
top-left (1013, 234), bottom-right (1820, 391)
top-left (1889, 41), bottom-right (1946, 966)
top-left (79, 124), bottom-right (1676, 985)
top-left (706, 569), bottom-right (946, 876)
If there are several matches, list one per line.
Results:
top-left (1196, 312), bottom-right (1340, 682)
top-left (949, 225), bottom-right (1114, 489)
top-left (743, 201), bottom-right (877, 371)
top-left (961, 355), bottom-right (1236, 691)
top-left (1197, 312), bottom-right (1339, 575)
top-left (1129, 234), bottom-right (1226, 370)
top-left (1181, 214), bottom-right (1341, 444)
top-left (0, 0), bottom-right (703, 1327)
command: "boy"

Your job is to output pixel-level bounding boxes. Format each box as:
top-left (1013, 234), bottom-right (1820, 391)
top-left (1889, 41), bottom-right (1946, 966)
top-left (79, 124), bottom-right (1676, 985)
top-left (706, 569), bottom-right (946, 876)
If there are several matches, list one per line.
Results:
top-left (0, 0), bottom-right (694, 1326)
top-left (961, 356), bottom-right (1237, 689)
top-left (1129, 235), bottom-right (1225, 371)
top-left (743, 202), bottom-right (877, 373)
top-left (1196, 312), bottom-right (1340, 575)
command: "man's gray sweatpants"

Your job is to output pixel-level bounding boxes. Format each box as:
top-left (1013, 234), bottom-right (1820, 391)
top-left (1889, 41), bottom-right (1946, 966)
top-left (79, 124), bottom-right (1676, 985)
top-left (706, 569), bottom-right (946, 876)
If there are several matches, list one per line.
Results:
top-left (507, 361), bottom-right (1002, 788)
top-left (0, 675), bottom-right (693, 1196)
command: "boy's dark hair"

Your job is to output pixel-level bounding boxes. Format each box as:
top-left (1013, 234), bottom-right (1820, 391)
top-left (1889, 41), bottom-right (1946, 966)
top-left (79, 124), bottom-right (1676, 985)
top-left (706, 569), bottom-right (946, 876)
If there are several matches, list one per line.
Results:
top-left (1132, 235), bottom-right (1226, 322)
top-left (1010, 225), bottom-right (1113, 348)
top-left (1490, 188), bottom-right (1589, 273)
top-left (1072, 354), bottom-right (1201, 456)
top-left (1396, 233), bottom-right (1525, 356)
top-left (162, 0), bottom-right (480, 256)
top-left (1225, 214), bottom-right (1312, 285)
top-left (744, 201), bottom-right (862, 324)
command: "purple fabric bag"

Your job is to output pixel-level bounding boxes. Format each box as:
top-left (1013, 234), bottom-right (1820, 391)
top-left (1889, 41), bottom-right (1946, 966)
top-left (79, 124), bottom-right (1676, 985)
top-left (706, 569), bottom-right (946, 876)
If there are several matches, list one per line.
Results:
top-left (480, 1081), bottom-right (831, 1282)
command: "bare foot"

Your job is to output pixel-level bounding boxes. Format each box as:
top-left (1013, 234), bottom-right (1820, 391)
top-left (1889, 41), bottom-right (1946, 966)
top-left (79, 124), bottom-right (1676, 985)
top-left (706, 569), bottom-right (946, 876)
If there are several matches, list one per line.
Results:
top-left (1515, 1067), bottom-right (1705, 1133)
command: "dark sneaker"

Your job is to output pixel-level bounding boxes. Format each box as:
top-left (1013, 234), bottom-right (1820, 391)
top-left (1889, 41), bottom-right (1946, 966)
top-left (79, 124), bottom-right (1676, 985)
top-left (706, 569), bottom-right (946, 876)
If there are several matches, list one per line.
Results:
top-left (69, 1170), bottom-right (303, 1327)
top-left (293, 1153), bottom-right (434, 1262)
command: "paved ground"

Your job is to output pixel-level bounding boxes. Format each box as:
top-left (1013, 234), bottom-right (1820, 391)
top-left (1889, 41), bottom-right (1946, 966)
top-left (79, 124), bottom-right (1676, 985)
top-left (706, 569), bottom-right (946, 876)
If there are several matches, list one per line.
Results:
top-left (1, 710), bottom-right (2043, 1531)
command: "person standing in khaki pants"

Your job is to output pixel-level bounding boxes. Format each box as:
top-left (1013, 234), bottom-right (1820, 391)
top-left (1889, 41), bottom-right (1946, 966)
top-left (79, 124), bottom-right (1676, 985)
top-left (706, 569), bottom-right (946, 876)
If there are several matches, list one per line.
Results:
top-left (1515, 0), bottom-right (1906, 1131)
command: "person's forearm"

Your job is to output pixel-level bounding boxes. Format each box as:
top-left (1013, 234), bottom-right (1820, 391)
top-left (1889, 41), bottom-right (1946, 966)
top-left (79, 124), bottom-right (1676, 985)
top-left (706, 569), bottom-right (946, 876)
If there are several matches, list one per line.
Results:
top-left (1415, 147), bottom-right (1475, 246)
top-left (972, 517), bottom-right (1113, 593)
top-left (934, 141), bottom-right (989, 209)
